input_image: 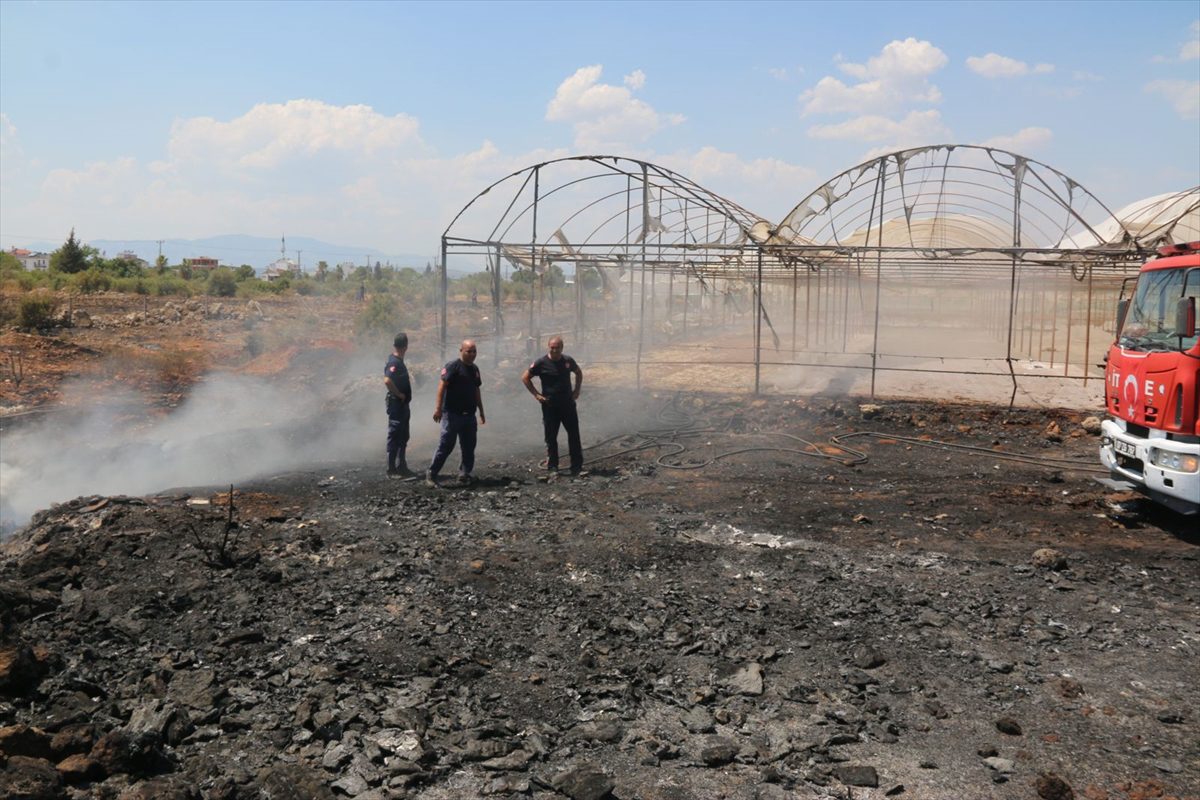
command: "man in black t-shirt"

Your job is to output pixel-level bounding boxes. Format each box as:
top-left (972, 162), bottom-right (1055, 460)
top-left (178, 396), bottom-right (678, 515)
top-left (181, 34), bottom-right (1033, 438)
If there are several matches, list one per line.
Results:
top-left (522, 335), bottom-right (584, 475)
top-left (426, 339), bottom-right (486, 487)
top-left (384, 332), bottom-right (413, 477)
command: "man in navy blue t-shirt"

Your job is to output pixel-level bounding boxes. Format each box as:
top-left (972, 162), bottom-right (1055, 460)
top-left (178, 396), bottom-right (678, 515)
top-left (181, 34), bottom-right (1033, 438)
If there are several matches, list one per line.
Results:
top-left (522, 335), bottom-right (584, 475)
top-left (384, 332), bottom-right (413, 477)
top-left (426, 339), bottom-right (486, 487)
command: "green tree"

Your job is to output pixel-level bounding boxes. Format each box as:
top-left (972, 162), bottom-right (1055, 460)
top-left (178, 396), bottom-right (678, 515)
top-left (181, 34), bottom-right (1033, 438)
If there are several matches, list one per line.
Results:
top-left (235, 265), bottom-right (256, 281)
top-left (51, 228), bottom-right (89, 274)
top-left (544, 264), bottom-right (566, 288)
top-left (0, 250), bottom-right (22, 274)
top-left (315, 261), bottom-right (329, 283)
top-left (155, 254), bottom-right (168, 274)
top-left (207, 267), bottom-right (238, 297)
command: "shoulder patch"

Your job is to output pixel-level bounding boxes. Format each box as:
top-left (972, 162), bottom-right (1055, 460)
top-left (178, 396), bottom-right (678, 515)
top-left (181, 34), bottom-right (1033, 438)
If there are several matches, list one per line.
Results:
top-left (440, 367), bottom-right (448, 377)
top-left (388, 365), bottom-right (396, 372)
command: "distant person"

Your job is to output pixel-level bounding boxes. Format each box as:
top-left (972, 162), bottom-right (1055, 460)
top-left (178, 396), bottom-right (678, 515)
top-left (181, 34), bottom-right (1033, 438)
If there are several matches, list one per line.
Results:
top-left (384, 333), bottom-right (414, 478)
top-left (427, 339), bottom-right (486, 487)
top-left (522, 335), bottom-right (584, 475)
top-left (357, 283), bottom-right (366, 302)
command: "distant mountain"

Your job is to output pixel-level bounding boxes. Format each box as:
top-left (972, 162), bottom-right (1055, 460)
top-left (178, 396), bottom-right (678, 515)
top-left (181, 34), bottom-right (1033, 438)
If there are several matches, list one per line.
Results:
top-left (20, 234), bottom-right (436, 274)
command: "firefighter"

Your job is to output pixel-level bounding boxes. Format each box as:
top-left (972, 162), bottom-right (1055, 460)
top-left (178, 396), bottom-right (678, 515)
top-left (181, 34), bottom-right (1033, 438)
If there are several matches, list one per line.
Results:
top-left (384, 332), bottom-right (413, 477)
top-left (426, 339), bottom-right (486, 487)
top-left (522, 335), bottom-right (584, 475)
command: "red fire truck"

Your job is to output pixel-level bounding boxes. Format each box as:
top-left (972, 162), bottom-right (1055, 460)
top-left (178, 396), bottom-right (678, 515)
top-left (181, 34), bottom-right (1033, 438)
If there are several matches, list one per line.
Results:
top-left (1099, 241), bottom-right (1200, 514)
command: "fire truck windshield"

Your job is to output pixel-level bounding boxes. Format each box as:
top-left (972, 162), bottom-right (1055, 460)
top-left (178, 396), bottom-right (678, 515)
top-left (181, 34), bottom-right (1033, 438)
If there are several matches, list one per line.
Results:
top-left (1119, 267), bottom-right (1199, 352)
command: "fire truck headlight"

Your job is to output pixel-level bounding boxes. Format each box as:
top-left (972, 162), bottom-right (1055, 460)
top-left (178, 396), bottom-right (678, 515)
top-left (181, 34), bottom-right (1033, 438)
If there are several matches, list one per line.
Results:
top-left (1148, 449), bottom-right (1200, 473)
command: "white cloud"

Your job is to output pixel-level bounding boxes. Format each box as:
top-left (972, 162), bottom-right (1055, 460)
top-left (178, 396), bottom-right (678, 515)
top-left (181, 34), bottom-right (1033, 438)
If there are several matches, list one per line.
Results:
top-left (1184, 20), bottom-right (1200, 60)
top-left (801, 38), bottom-right (947, 115)
top-left (807, 110), bottom-right (951, 144)
top-left (658, 146), bottom-right (820, 219)
top-left (966, 53), bottom-right (1055, 78)
top-left (1145, 79), bottom-right (1200, 119)
top-left (1072, 70), bottom-right (1103, 82)
top-left (978, 127), bottom-right (1054, 152)
top-left (546, 65), bottom-right (684, 150)
top-left (166, 99), bottom-right (425, 172)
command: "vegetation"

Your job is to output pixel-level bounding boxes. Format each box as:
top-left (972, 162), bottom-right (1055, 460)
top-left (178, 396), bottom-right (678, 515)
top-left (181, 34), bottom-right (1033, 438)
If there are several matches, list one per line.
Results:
top-left (2, 230), bottom-right (605, 317)
top-left (18, 292), bottom-right (60, 330)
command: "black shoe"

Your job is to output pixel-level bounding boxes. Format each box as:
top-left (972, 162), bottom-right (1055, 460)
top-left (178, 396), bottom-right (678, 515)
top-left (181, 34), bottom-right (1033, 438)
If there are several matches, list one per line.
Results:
top-left (424, 472), bottom-right (440, 488)
top-left (395, 467), bottom-right (416, 478)
top-left (457, 473), bottom-right (474, 486)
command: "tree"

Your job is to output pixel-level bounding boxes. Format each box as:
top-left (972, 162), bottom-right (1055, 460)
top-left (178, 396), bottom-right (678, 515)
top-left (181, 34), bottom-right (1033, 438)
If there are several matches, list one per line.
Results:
top-left (155, 254), bottom-right (168, 274)
top-left (315, 261), bottom-right (329, 283)
top-left (544, 264), bottom-right (566, 288)
top-left (51, 228), bottom-right (89, 274)
top-left (0, 250), bottom-right (22, 274)
top-left (207, 267), bottom-right (238, 297)
top-left (234, 265), bottom-right (256, 281)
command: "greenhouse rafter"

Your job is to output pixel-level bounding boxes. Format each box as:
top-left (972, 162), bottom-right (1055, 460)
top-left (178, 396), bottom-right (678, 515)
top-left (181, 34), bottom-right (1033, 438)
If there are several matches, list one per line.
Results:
top-left (437, 147), bottom-right (1191, 404)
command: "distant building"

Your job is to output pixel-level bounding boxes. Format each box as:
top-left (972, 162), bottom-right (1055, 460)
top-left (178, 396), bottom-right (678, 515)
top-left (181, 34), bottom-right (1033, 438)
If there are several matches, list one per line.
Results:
top-left (183, 256), bottom-right (220, 272)
top-left (264, 257), bottom-right (301, 281)
top-left (115, 250), bottom-right (149, 269)
top-left (9, 248), bottom-right (50, 270)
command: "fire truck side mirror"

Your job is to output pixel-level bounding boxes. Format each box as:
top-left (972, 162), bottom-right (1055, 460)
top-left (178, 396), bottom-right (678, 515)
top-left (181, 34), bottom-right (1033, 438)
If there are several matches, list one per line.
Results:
top-left (1116, 299), bottom-right (1130, 335)
top-left (1175, 297), bottom-right (1196, 338)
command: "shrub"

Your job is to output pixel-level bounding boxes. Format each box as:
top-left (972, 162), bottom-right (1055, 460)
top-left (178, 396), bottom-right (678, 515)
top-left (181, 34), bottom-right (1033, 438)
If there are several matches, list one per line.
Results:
top-left (73, 268), bottom-right (112, 294)
top-left (207, 268), bottom-right (238, 297)
top-left (18, 293), bottom-right (60, 330)
top-left (356, 293), bottom-right (415, 340)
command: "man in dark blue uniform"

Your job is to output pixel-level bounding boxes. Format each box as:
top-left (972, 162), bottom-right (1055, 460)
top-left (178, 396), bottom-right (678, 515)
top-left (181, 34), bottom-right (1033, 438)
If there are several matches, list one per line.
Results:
top-left (522, 335), bottom-right (584, 475)
top-left (426, 339), bottom-right (486, 487)
top-left (384, 332), bottom-right (414, 477)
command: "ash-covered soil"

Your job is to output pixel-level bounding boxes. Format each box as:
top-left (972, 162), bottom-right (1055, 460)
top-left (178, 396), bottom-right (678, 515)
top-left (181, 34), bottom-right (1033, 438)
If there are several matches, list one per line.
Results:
top-left (2, 392), bottom-right (1197, 800)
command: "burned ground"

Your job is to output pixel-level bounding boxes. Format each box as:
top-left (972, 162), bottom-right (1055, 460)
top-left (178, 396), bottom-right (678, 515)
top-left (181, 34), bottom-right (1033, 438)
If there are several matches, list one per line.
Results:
top-left (2, 390), bottom-right (1197, 800)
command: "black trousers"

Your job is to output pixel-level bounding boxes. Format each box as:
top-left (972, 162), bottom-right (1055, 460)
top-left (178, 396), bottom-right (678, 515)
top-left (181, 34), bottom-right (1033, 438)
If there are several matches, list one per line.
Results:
top-left (542, 399), bottom-right (582, 472)
top-left (386, 400), bottom-right (410, 470)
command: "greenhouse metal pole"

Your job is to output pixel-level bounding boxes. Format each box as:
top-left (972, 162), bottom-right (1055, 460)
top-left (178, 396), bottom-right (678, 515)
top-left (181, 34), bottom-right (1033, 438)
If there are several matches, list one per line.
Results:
top-left (440, 237), bottom-right (448, 362)
top-left (754, 247), bottom-right (763, 395)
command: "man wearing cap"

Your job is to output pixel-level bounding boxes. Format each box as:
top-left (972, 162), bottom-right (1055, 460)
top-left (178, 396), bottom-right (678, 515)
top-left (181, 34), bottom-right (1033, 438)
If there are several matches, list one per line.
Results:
top-left (522, 335), bottom-right (584, 475)
top-left (427, 339), bottom-right (486, 487)
top-left (384, 332), bottom-right (414, 477)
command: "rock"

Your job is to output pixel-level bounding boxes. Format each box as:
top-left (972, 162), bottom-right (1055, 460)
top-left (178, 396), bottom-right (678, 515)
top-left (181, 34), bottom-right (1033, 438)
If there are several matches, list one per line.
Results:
top-left (168, 668), bottom-right (221, 711)
top-left (723, 662), bottom-right (764, 696)
top-left (859, 404), bottom-right (883, 420)
top-left (1153, 759), bottom-right (1183, 774)
top-left (851, 646), bottom-right (887, 669)
top-left (983, 757), bottom-right (1014, 773)
top-left (995, 717), bottom-right (1023, 736)
top-left (833, 765), bottom-right (879, 787)
top-left (699, 737), bottom-right (740, 766)
top-left (116, 778), bottom-right (200, 799)
top-left (566, 718), bottom-right (623, 744)
top-left (1, 755), bottom-right (65, 799)
top-left (1080, 416), bottom-right (1102, 434)
top-left (71, 310), bottom-right (93, 328)
top-left (550, 763), bottom-right (614, 800)
top-left (1043, 422), bottom-right (1063, 442)
top-left (257, 764), bottom-right (336, 799)
top-left (89, 730), bottom-right (167, 776)
top-left (0, 645), bottom-right (51, 696)
top-left (682, 706), bottom-right (714, 734)
top-left (55, 753), bottom-right (100, 784)
top-left (1035, 772), bottom-right (1075, 800)
top-left (1031, 548), bottom-right (1068, 571)
top-left (0, 724), bottom-right (53, 759)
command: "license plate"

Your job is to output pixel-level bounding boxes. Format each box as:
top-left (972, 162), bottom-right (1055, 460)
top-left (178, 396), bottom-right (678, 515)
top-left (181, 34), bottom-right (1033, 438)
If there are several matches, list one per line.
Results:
top-left (1113, 439), bottom-right (1137, 457)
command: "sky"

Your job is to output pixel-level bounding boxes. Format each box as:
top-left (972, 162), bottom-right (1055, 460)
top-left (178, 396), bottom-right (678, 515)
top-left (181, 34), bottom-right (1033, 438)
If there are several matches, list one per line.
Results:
top-left (1, 0), bottom-right (1198, 264)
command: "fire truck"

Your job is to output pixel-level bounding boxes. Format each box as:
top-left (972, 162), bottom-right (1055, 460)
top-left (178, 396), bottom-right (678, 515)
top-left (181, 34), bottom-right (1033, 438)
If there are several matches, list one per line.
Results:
top-left (1099, 241), bottom-right (1200, 514)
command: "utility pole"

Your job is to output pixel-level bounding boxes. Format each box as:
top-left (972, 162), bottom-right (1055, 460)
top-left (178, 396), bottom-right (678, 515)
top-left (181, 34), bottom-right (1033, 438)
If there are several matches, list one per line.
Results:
top-left (296, 250), bottom-right (303, 273)
top-left (155, 240), bottom-right (164, 261)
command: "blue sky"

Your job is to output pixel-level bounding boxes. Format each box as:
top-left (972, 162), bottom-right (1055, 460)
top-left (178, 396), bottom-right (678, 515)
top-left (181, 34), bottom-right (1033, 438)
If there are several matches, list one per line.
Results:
top-left (1, 0), bottom-right (1197, 260)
